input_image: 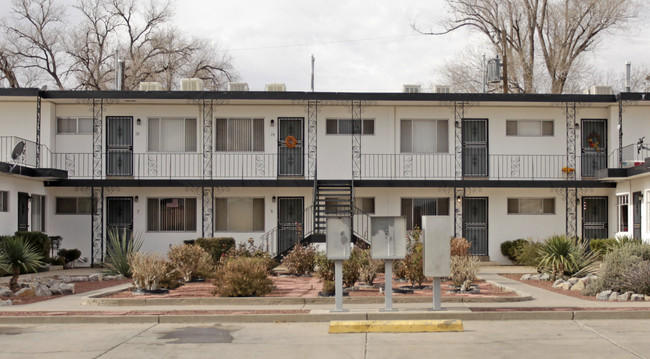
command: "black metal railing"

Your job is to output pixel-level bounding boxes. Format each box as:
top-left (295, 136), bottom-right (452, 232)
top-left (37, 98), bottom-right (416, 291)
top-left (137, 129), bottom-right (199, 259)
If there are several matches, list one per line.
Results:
top-left (0, 136), bottom-right (52, 169)
top-left (609, 143), bottom-right (650, 168)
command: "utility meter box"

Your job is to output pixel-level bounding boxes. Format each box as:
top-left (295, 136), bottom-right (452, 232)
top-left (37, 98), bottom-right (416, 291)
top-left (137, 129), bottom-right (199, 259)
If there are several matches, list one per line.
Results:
top-left (370, 216), bottom-right (407, 260)
top-left (422, 216), bottom-right (451, 277)
top-left (326, 216), bottom-right (351, 260)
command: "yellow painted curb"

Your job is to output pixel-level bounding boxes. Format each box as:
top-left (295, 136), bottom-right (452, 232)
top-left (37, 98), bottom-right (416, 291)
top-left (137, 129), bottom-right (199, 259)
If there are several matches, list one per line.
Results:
top-left (328, 319), bottom-right (464, 333)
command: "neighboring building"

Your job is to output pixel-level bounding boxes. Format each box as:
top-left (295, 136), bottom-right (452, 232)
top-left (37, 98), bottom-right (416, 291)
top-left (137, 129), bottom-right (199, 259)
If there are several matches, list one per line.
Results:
top-left (0, 86), bottom-right (648, 266)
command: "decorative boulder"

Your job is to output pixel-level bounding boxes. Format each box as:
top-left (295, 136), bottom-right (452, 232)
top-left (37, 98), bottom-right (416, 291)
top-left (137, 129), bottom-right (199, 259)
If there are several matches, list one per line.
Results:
top-left (568, 277), bottom-right (579, 285)
top-left (14, 288), bottom-right (35, 297)
top-left (59, 276), bottom-right (72, 283)
top-left (0, 299), bottom-right (12, 306)
top-left (597, 290), bottom-right (612, 301)
top-left (539, 273), bottom-right (551, 281)
top-left (59, 283), bottom-right (75, 295)
top-left (520, 274), bottom-right (531, 281)
top-left (552, 279), bottom-right (564, 288)
top-left (557, 282), bottom-right (572, 290)
top-left (631, 294), bottom-right (645, 301)
top-left (608, 292), bottom-right (619, 301)
top-left (89, 273), bottom-right (103, 281)
top-left (618, 291), bottom-right (633, 301)
top-left (0, 288), bottom-right (13, 297)
top-left (570, 280), bottom-right (585, 292)
top-left (32, 284), bottom-right (52, 297)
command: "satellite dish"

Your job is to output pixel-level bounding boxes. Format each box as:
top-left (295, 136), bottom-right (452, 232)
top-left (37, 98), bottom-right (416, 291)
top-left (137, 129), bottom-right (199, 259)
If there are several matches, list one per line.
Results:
top-left (11, 141), bottom-right (25, 161)
top-left (9, 141), bottom-right (25, 173)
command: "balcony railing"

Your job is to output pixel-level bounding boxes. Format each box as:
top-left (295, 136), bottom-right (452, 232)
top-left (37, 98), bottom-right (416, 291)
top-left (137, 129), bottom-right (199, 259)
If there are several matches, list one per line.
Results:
top-left (608, 143), bottom-right (650, 168)
top-left (0, 136), bottom-right (52, 169)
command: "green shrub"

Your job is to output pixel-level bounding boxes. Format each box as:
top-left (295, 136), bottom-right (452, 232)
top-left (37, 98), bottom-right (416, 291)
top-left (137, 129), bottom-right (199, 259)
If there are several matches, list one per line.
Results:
top-left (583, 242), bottom-right (650, 295)
top-left (0, 236), bottom-right (44, 292)
top-left (57, 248), bottom-right (81, 268)
top-left (394, 228), bottom-right (425, 287)
top-left (168, 244), bottom-right (214, 282)
top-left (14, 231), bottom-right (50, 260)
top-left (342, 246), bottom-right (362, 287)
top-left (104, 229), bottom-right (144, 277)
top-left (213, 257), bottom-right (274, 297)
top-left (129, 252), bottom-right (172, 291)
top-left (195, 237), bottom-right (235, 264)
top-left (315, 252), bottom-right (334, 283)
top-left (589, 238), bottom-right (617, 258)
top-left (358, 248), bottom-right (383, 285)
top-left (514, 239), bottom-right (542, 267)
top-left (282, 244), bottom-right (317, 276)
top-left (537, 235), bottom-right (598, 279)
top-left (500, 239), bottom-right (527, 263)
top-left (450, 255), bottom-right (480, 287)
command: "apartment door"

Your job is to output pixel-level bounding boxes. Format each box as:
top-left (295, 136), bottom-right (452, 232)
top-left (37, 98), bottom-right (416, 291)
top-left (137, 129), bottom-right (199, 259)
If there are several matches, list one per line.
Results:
top-left (463, 197), bottom-right (488, 256)
top-left (462, 119), bottom-right (489, 177)
top-left (278, 117), bottom-right (304, 177)
top-left (581, 119), bottom-right (607, 177)
top-left (277, 197), bottom-right (304, 255)
top-left (582, 196), bottom-right (608, 240)
top-left (17, 192), bottom-right (29, 231)
top-left (106, 197), bottom-right (133, 241)
top-left (633, 192), bottom-right (642, 239)
top-left (106, 116), bottom-right (133, 176)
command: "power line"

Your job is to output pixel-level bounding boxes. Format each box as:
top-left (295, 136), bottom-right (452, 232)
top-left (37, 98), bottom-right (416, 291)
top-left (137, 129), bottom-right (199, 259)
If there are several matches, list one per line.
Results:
top-left (224, 33), bottom-right (421, 52)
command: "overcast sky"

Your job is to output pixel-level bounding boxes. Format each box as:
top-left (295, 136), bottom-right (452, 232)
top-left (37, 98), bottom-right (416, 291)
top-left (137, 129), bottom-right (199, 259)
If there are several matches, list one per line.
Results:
top-left (2, 0), bottom-right (649, 92)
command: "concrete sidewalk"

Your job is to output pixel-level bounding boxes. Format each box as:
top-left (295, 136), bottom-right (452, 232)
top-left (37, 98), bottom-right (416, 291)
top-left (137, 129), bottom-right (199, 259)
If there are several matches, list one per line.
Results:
top-left (1, 265), bottom-right (650, 323)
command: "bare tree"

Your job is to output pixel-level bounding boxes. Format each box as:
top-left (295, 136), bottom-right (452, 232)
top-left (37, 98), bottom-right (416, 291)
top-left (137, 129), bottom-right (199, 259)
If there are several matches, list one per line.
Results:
top-left (0, 36), bottom-right (21, 87)
top-left (184, 39), bottom-right (237, 90)
top-left (5, 0), bottom-right (68, 89)
top-left (67, 0), bottom-right (118, 90)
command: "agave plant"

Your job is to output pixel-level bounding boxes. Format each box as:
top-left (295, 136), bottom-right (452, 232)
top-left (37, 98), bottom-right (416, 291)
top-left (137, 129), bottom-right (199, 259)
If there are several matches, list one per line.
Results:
top-left (104, 229), bottom-right (143, 277)
top-left (537, 235), bottom-right (598, 280)
top-left (0, 236), bottom-right (44, 292)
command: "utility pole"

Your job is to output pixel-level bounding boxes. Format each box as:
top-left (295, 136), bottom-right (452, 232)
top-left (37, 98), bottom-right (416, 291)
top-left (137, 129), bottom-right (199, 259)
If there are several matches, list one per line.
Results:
top-left (501, 30), bottom-right (508, 94)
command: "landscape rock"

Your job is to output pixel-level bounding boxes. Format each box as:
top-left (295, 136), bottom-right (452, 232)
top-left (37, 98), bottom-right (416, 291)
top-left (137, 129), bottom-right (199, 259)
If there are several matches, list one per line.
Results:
top-left (113, 275), bottom-right (125, 280)
top-left (552, 279), bottom-right (564, 288)
top-left (32, 284), bottom-right (52, 297)
top-left (568, 278), bottom-right (579, 285)
top-left (631, 294), bottom-right (645, 301)
top-left (570, 280), bottom-right (585, 292)
top-left (89, 273), bottom-right (103, 281)
top-left (0, 299), bottom-right (12, 306)
top-left (597, 290), bottom-right (612, 301)
top-left (539, 273), bottom-right (551, 281)
top-left (59, 283), bottom-right (75, 295)
top-left (520, 274), bottom-right (531, 281)
top-left (557, 282), bottom-right (572, 290)
top-left (609, 292), bottom-right (619, 301)
top-left (530, 274), bottom-right (542, 281)
top-left (0, 288), bottom-right (13, 297)
top-left (618, 291), bottom-right (633, 301)
top-left (59, 276), bottom-right (72, 283)
top-left (14, 288), bottom-right (35, 297)
top-left (71, 276), bottom-right (89, 282)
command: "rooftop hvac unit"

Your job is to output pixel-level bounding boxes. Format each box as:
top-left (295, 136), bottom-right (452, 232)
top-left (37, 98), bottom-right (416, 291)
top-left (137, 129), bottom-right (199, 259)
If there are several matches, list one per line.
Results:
top-left (265, 83), bottom-right (286, 92)
top-left (180, 78), bottom-right (204, 91)
top-left (403, 84), bottom-right (421, 93)
top-left (138, 82), bottom-right (163, 91)
top-left (434, 85), bottom-right (451, 94)
top-left (487, 58), bottom-right (502, 83)
top-left (584, 85), bottom-right (613, 95)
top-left (228, 82), bottom-right (249, 92)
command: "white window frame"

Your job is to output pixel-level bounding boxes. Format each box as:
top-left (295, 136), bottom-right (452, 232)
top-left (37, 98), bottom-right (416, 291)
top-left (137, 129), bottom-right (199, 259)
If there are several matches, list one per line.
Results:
top-left (326, 119), bottom-right (375, 135)
top-left (400, 119), bottom-right (449, 153)
top-left (56, 117), bottom-right (93, 134)
top-left (147, 197), bottom-right (197, 232)
top-left (507, 198), bottom-right (555, 215)
top-left (147, 117), bottom-right (197, 152)
top-left (506, 120), bottom-right (554, 137)
top-left (617, 194), bottom-right (630, 233)
top-left (31, 194), bottom-right (45, 232)
top-left (215, 197), bottom-right (265, 232)
top-left (215, 118), bottom-right (265, 152)
top-left (55, 197), bottom-right (93, 215)
top-left (0, 191), bottom-right (8, 212)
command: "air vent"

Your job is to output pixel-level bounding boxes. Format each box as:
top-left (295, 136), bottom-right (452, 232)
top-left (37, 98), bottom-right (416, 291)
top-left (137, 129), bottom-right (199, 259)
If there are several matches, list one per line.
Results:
top-left (584, 85), bottom-right (613, 95)
top-left (265, 83), bottom-right (286, 92)
top-left (180, 78), bottom-right (204, 91)
top-left (434, 85), bottom-right (451, 94)
top-left (138, 82), bottom-right (163, 91)
top-left (403, 84), bottom-right (421, 93)
top-left (228, 82), bottom-right (249, 92)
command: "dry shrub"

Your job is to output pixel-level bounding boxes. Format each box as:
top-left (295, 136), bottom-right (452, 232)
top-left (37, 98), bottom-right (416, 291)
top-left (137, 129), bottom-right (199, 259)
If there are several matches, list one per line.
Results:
top-left (358, 248), bottom-right (383, 285)
top-left (282, 244), bottom-right (317, 276)
top-left (342, 246), bottom-right (363, 287)
top-left (213, 257), bottom-right (274, 297)
top-left (225, 239), bottom-right (277, 272)
top-left (394, 228), bottom-right (425, 287)
top-left (450, 255), bottom-right (480, 287)
top-left (451, 237), bottom-right (471, 256)
top-left (129, 252), bottom-right (172, 291)
top-left (621, 261), bottom-right (650, 295)
top-left (168, 244), bottom-right (214, 282)
top-left (315, 252), bottom-right (334, 283)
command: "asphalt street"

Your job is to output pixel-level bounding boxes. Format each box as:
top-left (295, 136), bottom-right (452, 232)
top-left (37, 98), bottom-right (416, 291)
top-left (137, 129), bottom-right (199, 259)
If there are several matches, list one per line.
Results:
top-left (1, 320), bottom-right (649, 359)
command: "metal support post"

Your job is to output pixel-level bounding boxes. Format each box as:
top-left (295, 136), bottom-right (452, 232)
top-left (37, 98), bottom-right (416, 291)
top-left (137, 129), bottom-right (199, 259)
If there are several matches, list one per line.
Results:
top-left (332, 260), bottom-right (348, 312)
top-left (381, 259), bottom-right (396, 312)
top-left (432, 277), bottom-right (443, 311)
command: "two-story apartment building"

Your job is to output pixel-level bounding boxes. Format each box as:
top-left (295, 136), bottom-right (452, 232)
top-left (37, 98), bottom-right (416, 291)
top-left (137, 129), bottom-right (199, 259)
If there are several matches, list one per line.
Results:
top-left (0, 86), bottom-right (648, 265)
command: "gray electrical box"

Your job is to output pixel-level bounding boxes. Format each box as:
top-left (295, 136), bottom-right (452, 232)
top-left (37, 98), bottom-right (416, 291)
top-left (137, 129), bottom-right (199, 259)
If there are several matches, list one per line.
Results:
top-left (422, 216), bottom-right (451, 277)
top-left (370, 217), bottom-right (407, 260)
top-left (326, 216), bottom-right (351, 260)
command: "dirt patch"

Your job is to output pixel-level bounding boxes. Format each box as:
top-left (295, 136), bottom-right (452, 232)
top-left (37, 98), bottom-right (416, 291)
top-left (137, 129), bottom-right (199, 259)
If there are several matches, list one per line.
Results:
top-left (106, 274), bottom-right (517, 299)
top-left (0, 279), bottom-right (131, 305)
top-left (499, 274), bottom-right (598, 301)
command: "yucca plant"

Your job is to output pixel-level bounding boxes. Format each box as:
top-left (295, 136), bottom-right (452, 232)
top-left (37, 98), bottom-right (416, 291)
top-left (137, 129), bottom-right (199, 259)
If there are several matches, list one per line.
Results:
top-left (104, 229), bottom-right (143, 277)
top-left (0, 236), bottom-right (44, 292)
top-left (537, 235), bottom-right (598, 280)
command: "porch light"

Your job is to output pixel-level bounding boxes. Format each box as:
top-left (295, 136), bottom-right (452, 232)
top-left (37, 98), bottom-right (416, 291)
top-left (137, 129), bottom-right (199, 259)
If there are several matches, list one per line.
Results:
top-left (455, 120), bottom-right (461, 128)
top-left (134, 195), bottom-right (139, 203)
top-left (456, 196), bottom-right (462, 204)
top-left (136, 118), bottom-right (141, 125)
top-left (270, 119), bottom-right (275, 127)
top-left (272, 196), bottom-right (276, 203)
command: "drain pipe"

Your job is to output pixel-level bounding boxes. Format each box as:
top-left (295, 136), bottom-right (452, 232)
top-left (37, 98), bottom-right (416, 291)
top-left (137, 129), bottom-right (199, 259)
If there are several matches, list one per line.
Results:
top-left (625, 61), bottom-right (631, 92)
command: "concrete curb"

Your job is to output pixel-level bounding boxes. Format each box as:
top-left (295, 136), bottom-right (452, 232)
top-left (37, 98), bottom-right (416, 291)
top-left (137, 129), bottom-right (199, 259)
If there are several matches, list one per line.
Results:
top-left (3, 310), bottom-right (650, 324)
top-left (328, 319), bottom-right (464, 333)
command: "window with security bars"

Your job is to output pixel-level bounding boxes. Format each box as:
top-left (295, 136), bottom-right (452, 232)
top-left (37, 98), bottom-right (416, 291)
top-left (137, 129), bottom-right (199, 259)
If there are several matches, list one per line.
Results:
top-left (401, 198), bottom-right (450, 230)
top-left (148, 118), bottom-right (197, 152)
top-left (56, 197), bottom-right (93, 214)
top-left (0, 191), bottom-right (7, 212)
top-left (326, 119), bottom-right (374, 135)
top-left (215, 198), bottom-right (265, 231)
top-left (506, 120), bottom-right (554, 136)
top-left (400, 119), bottom-right (448, 153)
top-left (617, 194), bottom-right (629, 232)
top-left (147, 198), bottom-right (197, 231)
top-left (215, 118), bottom-right (264, 151)
top-left (507, 198), bottom-right (555, 214)
top-left (57, 117), bottom-right (93, 134)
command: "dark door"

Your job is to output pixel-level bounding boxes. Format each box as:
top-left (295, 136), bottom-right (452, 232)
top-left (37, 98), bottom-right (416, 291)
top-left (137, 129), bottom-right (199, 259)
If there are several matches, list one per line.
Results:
top-left (107, 116), bottom-right (133, 176)
top-left (277, 197), bottom-right (304, 255)
top-left (633, 192), bottom-right (642, 239)
top-left (462, 119), bottom-right (488, 177)
top-left (581, 119), bottom-right (607, 177)
top-left (278, 117), bottom-right (304, 177)
top-left (17, 192), bottom-right (29, 231)
top-left (106, 197), bottom-right (133, 241)
top-left (463, 197), bottom-right (488, 256)
top-left (582, 196), bottom-right (608, 240)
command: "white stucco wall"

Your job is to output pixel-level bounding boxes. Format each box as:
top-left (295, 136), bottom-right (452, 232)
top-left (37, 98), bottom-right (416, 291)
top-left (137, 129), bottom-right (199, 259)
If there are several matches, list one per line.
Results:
top-left (0, 173), bottom-right (47, 235)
